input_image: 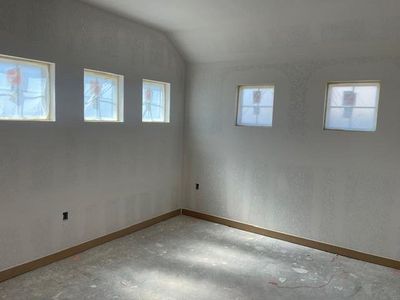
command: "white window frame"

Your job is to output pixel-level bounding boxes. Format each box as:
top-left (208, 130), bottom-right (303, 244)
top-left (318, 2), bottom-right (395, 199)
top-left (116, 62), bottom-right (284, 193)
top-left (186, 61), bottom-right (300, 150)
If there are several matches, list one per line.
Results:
top-left (0, 54), bottom-right (55, 121)
top-left (236, 84), bottom-right (275, 127)
top-left (142, 79), bottom-right (170, 123)
top-left (83, 69), bottom-right (124, 123)
top-left (324, 81), bottom-right (381, 132)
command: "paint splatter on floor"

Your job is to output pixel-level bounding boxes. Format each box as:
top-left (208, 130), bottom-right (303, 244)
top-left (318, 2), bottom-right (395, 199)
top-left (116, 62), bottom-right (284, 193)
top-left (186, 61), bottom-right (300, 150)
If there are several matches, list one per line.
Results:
top-left (0, 216), bottom-right (399, 299)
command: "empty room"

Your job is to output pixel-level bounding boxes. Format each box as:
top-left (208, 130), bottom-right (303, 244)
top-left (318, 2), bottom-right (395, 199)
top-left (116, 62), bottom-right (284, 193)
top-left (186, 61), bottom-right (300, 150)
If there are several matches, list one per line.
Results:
top-left (0, 0), bottom-right (400, 299)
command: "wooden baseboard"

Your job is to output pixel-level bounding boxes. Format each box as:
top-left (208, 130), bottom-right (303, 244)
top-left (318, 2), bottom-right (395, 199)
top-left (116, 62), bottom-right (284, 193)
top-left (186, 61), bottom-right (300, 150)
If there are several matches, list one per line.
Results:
top-left (182, 209), bottom-right (400, 270)
top-left (2, 208), bottom-right (398, 284)
top-left (0, 209), bottom-right (181, 283)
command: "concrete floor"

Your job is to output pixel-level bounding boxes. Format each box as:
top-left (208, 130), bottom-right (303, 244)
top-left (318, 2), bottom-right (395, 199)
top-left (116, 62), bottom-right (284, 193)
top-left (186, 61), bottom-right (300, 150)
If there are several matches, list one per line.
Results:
top-left (0, 216), bottom-right (399, 300)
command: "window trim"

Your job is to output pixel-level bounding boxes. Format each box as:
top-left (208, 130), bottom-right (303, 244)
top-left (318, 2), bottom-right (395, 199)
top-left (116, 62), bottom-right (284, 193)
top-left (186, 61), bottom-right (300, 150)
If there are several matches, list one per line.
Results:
top-left (235, 84), bottom-right (275, 127)
top-left (323, 81), bottom-right (381, 132)
top-left (142, 79), bottom-right (171, 123)
top-left (83, 68), bottom-right (124, 123)
top-left (0, 54), bottom-right (55, 122)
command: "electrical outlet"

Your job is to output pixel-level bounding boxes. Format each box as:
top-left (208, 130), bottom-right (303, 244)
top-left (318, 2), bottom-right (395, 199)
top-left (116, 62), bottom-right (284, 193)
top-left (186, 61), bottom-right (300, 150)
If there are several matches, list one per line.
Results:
top-left (195, 183), bottom-right (199, 190)
top-left (63, 212), bottom-right (69, 221)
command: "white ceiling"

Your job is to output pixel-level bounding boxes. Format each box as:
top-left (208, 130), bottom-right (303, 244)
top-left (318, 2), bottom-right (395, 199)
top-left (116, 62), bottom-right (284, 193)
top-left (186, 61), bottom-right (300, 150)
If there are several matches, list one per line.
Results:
top-left (81, 0), bottom-right (400, 63)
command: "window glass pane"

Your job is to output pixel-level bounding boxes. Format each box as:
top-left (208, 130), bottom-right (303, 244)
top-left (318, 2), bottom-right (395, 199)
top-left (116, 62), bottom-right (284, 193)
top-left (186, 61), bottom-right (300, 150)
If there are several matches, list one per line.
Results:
top-left (237, 85), bottom-right (274, 127)
top-left (325, 83), bottom-right (380, 131)
top-left (142, 80), bottom-right (170, 123)
top-left (84, 70), bottom-right (122, 122)
top-left (0, 56), bottom-right (52, 120)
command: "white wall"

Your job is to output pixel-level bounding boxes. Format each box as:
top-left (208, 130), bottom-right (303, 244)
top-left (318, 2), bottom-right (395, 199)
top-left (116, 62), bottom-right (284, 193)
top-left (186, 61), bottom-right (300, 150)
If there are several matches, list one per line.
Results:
top-left (0, 0), bottom-right (185, 271)
top-left (184, 57), bottom-right (400, 261)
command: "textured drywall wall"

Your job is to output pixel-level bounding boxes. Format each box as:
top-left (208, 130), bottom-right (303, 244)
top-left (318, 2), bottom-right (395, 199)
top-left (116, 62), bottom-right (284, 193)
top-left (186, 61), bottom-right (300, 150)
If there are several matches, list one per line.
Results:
top-left (0, 0), bottom-right (185, 271)
top-left (184, 57), bottom-right (400, 261)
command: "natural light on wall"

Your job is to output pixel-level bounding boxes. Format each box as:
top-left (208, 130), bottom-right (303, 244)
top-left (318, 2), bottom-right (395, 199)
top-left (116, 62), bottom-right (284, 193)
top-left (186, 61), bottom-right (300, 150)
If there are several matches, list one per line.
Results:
top-left (84, 69), bottom-right (124, 122)
top-left (0, 55), bottom-right (55, 121)
top-left (324, 82), bottom-right (380, 132)
top-left (142, 79), bottom-right (170, 123)
top-left (236, 85), bottom-right (275, 127)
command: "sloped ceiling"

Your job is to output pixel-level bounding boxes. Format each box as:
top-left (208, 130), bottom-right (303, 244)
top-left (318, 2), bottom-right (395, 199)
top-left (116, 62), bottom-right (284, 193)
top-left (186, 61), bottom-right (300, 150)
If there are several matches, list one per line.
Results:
top-left (81, 0), bottom-right (400, 63)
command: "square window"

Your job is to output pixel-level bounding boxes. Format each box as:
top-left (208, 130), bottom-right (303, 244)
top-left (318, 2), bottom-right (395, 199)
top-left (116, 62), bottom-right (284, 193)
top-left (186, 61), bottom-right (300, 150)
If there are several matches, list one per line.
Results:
top-left (324, 82), bottom-right (380, 132)
top-left (84, 69), bottom-right (123, 122)
top-left (142, 79), bottom-right (170, 123)
top-left (236, 85), bottom-right (275, 127)
top-left (0, 54), bottom-right (55, 121)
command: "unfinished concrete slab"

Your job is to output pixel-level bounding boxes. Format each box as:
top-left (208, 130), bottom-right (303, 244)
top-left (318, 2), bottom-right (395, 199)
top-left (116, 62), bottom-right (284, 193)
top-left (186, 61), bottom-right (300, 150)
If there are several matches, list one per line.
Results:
top-left (0, 216), bottom-right (399, 300)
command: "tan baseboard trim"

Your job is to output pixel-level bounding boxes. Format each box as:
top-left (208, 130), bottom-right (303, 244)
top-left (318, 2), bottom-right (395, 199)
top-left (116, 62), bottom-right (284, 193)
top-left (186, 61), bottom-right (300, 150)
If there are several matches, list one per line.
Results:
top-left (182, 209), bottom-right (400, 270)
top-left (2, 208), bottom-right (398, 283)
top-left (0, 209), bottom-right (181, 283)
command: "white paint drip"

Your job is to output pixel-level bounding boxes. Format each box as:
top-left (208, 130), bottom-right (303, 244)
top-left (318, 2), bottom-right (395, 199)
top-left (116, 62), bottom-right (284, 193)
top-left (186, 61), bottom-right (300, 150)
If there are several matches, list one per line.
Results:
top-left (292, 267), bottom-right (309, 274)
top-left (52, 292), bottom-right (63, 300)
top-left (279, 277), bottom-right (287, 283)
top-left (121, 281), bottom-right (128, 287)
